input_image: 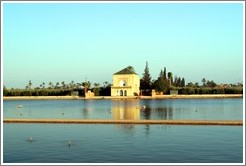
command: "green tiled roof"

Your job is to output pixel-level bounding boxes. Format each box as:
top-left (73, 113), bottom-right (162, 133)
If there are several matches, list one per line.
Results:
top-left (114, 67), bottom-right (138, 75)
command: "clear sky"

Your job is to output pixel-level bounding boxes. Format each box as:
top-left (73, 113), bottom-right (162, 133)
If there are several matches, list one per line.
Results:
top-left (2, 2), bottom-right (244, 88)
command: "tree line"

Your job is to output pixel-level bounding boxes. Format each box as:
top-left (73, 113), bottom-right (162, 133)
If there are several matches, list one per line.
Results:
top-left (140, 61), bottom-right (243, 95)
top-left (3, 62), bottom-right (243, 96)
top-left (3, 80), bottom-right (111, 97)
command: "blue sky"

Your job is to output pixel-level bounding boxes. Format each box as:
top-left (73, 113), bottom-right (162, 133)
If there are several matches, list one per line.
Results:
top-left (2, 2), bottom-right (244, 88)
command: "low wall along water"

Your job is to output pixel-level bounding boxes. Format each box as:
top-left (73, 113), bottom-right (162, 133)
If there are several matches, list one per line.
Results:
top-left (3, 119), bottom-right (243, 125)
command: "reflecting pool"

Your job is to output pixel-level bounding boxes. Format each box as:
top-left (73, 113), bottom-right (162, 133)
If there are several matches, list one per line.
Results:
top-left (3, 98), bottom-right (243, 120)
top-left (3, 98), bottom-right (243, 163)
top-left (3, 123), bottom-right (243, 163)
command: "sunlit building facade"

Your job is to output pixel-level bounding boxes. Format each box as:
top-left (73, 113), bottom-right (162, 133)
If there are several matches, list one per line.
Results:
top-left (111, 66), bottom-right (140, 97)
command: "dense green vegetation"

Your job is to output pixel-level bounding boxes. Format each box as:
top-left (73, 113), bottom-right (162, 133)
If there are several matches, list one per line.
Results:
top-left (170, 87), bottom-right (243, 95)
top-left (3, 62), bottom-right (243, 96)
top-left (3, 80), bottom-right (111, 97)
top-left (140, 61), bottom-right (243, 95)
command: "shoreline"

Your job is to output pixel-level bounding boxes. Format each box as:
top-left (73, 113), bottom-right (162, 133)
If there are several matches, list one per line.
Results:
top-left (3, 119), bottom-right (243, 125)
top-left (2, 94), bottom-right (243, 100)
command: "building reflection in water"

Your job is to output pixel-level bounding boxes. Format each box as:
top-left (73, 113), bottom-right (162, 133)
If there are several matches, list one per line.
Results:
top-left (111, 99), bottom-right (174, 137)
top-left (140, 99), bottom-right (174, 120)
top-left (81, 100), bottom-right (93, 119)
top-left (111, 99), bottom-right (140, 120)
top-left (153, 107), bottom-right (174, 120)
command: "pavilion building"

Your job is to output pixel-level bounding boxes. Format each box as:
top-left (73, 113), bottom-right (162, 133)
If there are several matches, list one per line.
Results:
top-left (111, 66), bottom-right (140, 97)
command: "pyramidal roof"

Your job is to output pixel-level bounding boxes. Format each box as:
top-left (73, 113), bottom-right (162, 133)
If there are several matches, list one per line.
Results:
top-left (114, 66), bottom-right (138, 75)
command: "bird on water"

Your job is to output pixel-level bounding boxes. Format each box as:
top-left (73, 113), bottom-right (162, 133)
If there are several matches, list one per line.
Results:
top-left (68, 140), bottom-right (72, 147)
top-left (27, 137), bottom-right (33, 143)
top-left (17, 105), bottom-right (23, 108)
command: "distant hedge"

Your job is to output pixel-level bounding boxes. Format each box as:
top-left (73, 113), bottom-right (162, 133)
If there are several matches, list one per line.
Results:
top-left (170, 87), bottom-right (243, 95)
top-left (3, 89), bottom-right (79, 97)
top-left (3, 87), bottom-right (111, 97)
top-left (3, 86), bottom-right (243, 97)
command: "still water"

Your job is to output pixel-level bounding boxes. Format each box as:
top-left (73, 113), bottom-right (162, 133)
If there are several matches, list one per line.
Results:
top-left (3, 98), bottom-right (243, 120)
top-left (3, 98), bottom-right (244, 163)
top-left (3, 124), bottom-right (243, 163)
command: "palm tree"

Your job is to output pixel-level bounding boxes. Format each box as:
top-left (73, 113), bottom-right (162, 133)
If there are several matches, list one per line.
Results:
top-left (103, 81), bottom-right (109, 88)
top-left (82, 81), bottom-right (91, 94)
top-left (28, 80), bottom-right (32, 89)
top-left (48, 82), bottom-right (53, 89)
top-left (94, 83), bottom-right (100, 88)
top-left (93, 83), bottom-right (100, 96)
top-left (55, 82), bottom-right (60, 89)
top-left (69, 80), bottom-right (75, 89)
top-left (76, 83), bottom-right (81, 89)
top-left (42, 82), bottom-right (45, 89)
top-left (202, 78), bottom-right (206, 87)
top-left (61, 81), bottom-right (66, 89)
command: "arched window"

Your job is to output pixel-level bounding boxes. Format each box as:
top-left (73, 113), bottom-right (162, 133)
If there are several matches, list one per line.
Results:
top-left (119, 80), bottom-right (127, 87)
top-left (120, 90), bottom-right (123, 96)
top-left (124, 90), bottom-right (127, 96)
